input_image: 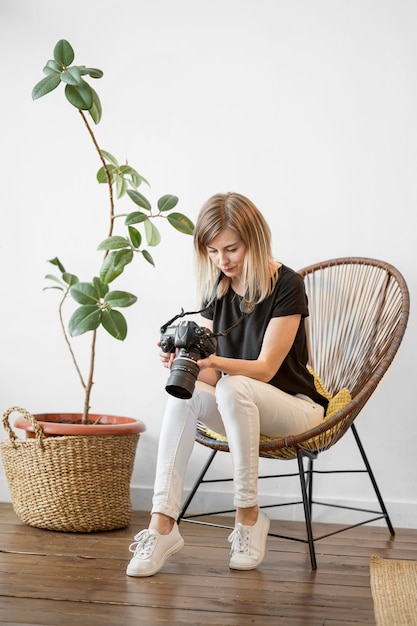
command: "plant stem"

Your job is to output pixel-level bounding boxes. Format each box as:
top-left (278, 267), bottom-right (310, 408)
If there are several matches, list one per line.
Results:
top-left (58, 290), bottom-right (86, 391)
top-left (82, 329), bottom-right (97, 423)
top-left (78, 110), bottom-right (115, 238)
top-left (76, 110), bottom-right (114, 422)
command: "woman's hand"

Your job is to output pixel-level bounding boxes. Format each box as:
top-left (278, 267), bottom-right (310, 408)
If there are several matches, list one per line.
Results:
top-left (157, 341), bottom-right (175, 369)
top-left (196, 354), bottom-right (217, 370)
top-left (196, 354), bottom-right (221, 386)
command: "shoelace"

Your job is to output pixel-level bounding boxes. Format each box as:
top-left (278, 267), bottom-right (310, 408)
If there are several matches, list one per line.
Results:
top-left (128, 529), bottom-right (158, 559)
top-left (228, 523), bottom-right (250, 555)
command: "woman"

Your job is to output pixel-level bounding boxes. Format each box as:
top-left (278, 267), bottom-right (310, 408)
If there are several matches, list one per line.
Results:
top-left (126, 192), bottom-right (328, 577)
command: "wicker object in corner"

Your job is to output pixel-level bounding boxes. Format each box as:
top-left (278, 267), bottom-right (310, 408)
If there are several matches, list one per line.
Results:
top-left (1, 407), bottom-right (140, 532)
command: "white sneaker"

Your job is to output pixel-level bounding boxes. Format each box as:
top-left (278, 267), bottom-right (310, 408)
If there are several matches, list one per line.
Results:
top-left (126, 523), bottom-right (184, 577)
top-left (228, 510), bottom-right (270, 570)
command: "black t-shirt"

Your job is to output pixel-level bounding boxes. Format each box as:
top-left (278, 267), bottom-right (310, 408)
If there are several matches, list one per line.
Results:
top-left (201, 264), bottom-right (328, 409)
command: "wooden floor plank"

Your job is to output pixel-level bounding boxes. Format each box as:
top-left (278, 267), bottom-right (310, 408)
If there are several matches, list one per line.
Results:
top-left (0, 596), bottom-right (332, 626)
top-left (1, 503), bottom-right (416, 625)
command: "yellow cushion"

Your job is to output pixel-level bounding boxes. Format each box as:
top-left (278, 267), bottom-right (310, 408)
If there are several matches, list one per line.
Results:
top-left (307, 365), bottom-right (332, 400)
top-left (202, 367), bottom-right (351, 443)
top-left (307, 365), bottom-right (351, 421)
top-left (325, 387), bottom-right (351, 420)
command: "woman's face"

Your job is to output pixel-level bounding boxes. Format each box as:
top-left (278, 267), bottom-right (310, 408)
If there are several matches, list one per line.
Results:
top-left (207, 228), bottom-right (246, 285)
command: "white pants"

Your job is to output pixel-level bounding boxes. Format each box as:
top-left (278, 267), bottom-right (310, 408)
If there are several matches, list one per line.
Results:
top-left (151, 375), bottom-right (324, 520)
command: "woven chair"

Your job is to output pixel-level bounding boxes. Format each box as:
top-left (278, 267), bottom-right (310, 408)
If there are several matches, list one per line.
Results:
top-left (178, 257), bottom-right (410, 569)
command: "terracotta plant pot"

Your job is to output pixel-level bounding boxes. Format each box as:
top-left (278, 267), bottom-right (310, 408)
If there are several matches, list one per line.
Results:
top-left (14, 412), bottom-right (146, 438)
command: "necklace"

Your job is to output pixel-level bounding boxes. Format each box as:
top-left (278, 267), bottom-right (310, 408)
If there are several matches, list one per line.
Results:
top-left (232, 290), bottom-right (255, 315)
top-left (239, 296), bottom-right (255, 314)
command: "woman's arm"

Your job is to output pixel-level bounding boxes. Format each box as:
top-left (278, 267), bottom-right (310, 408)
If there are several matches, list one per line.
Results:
top-left (196, 318), bottom-right (222, 386)
top-left (197, 314), bottom-right (301, 383)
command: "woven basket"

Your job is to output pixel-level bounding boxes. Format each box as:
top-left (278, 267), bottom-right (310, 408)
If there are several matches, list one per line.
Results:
top-left (1, 407), bottom-right (140, 532)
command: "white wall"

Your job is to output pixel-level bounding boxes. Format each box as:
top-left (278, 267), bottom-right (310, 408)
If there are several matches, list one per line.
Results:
top-left (1, 0), bottom-right (416, 528)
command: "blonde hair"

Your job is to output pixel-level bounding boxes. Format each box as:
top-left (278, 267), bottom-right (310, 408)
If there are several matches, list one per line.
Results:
top-left (194, 192), bottom-right (277, 306)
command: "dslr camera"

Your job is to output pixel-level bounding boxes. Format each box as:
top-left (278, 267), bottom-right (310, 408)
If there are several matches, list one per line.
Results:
top-left (160, 320), bottom-right (217, 399)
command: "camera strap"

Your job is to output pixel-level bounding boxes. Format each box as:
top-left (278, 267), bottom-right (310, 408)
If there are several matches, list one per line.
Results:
top-left (160, 273), bottom-right (254, 337)
top-left (160, 273), bottom-right (223, 333)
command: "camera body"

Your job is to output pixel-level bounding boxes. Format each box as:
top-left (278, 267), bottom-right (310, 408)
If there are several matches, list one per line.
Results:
top-left (160, 320), bottom-right (217, 399)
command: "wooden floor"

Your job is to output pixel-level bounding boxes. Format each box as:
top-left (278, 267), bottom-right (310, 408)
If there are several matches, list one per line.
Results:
top-left (1, 503), bottom-right (417, 625)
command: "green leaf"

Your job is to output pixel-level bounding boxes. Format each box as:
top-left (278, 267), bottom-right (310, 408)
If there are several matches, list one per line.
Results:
top-left (100, 150), bottom-right (119, 166)
top-left (96, 166), bottom-right (106, 183)
top-left (32, 74), bottom-right (61, 100)
top-left (120, 165), bottom-right (149, 188)
top-left (70, 282), bottom-right (100, 305)
top-left (158, 194), bottom-right (179, 212)
top-left (54, 40), bottom-right (75, 67)
top-left (44, 273), bottom-right (64, 285)
top-left (142, 249), bottom-right (155, 266)
top-left (97, 235), bottom-right (131, 251)
top-left (93, 276), bottom-right (109, 298)
top-left (96, 157), bottom-right (145, 196)
top-left (101, 308), bottom-right (127, 340)
top-left (78, 65), bottom-right (104, 79)
top-left (43, 285), bottom-right (65, 293)
top-left (43, 59), bottom-right (62, 75)
top-left (69, 305), bottom-right (102, 337)
top-left (126, 189), bottom-right (152, 211)
top-left (64, 80), bottom-right (93, 110)
top-left (128, 226), bottom-right (141, 249)
top-left (100, 249), bottom-right (134, 283)
top-left (96, 163), bottom-right (117, 184)
top-left (89, 86), bottom-right (102, 124)
top-left (63, 272), bottom-right (79, 286)
top-left (44, 274), bottom-right (65, 291)
top-left (116, 176), bottom-right (128, 199)
top-left (144, 219), bottom-right (161, 246)
top-left (125, 211), bottom-right (147, 225)
top-left (167, 212), bottom-right (195, 235)
top-left (60, 66), bottom-right (82, 86)
top-left (104, 290), bottom-right (137, 308)
top-left (48, 257), bottom-right (66, 273)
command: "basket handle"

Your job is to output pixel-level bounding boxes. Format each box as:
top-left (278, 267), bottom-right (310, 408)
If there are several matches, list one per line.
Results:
top-left (2, 407), bottom-right (46, 449)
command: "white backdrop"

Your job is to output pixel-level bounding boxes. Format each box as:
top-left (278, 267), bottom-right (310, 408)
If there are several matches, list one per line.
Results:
top-left (0, 0), bottom-right (415, 528)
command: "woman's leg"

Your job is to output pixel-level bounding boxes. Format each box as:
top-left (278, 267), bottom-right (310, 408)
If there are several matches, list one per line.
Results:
top-left (215, 375), bottom-right (324, 510)
top-left (151, 381), bottom-right (224, 522)
top-left (215, 375), bottom-right (324, 570)
top-left (127, 381), bottom-right (224, 577)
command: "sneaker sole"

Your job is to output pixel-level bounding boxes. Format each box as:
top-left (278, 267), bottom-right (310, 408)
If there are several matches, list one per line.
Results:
top-left (126, 536), bottom-right (185, 577)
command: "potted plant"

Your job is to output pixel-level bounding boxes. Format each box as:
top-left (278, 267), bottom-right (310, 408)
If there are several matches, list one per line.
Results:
top-left (1, 39), bottom-right (194, 532)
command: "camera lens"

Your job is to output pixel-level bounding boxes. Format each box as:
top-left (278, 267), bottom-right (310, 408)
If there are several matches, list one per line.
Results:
top-left (165, 355), bottom-right (200, 399)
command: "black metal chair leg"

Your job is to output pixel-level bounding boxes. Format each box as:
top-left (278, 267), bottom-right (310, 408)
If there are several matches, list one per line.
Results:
top-left (297, 450), bottom-right (317, 570)
top-left (307, 457), bottom-right (314, 518)
top-left (350, 424), bottom-right (395, 535)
